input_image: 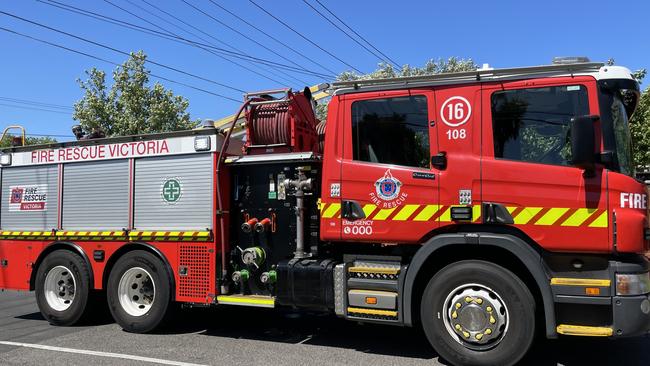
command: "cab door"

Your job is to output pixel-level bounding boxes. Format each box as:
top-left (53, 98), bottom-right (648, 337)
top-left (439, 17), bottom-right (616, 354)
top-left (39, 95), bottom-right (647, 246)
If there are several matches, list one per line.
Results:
top-left (339, 89), bottom-right (439, 244)
top-left (480, 77), bottom-right (609, 252)
top-left (433, 84), bottom-right (482, 225)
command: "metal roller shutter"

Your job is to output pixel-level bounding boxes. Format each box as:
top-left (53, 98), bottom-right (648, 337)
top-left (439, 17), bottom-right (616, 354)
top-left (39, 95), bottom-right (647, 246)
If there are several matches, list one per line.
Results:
top-left (1, 165), bottom-right (58, 230)
top-left (134, 153), bottom-right (212, 231)
top-left (62, 160), bottom-right (129, 230)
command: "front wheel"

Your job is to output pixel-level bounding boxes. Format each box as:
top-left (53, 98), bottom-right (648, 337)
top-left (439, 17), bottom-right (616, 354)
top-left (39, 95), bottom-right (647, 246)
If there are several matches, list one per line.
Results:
top-left (107, 250), bottom-right (172, 333)
top-left (420, 260), bottom-right (535, 366)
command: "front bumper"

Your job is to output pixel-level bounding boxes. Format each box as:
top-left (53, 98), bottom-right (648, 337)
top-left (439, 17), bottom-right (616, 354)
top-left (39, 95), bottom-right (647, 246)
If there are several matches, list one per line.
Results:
top-left (612, 294), bottom-right (650, 336)
top-left (549, 255), bottom-right (650, 338)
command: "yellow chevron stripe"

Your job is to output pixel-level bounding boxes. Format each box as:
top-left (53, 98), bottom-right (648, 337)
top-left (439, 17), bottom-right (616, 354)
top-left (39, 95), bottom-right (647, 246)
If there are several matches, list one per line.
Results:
top-left (362, 204), bottom-right (377, 218)
top-left (438, 207), bottom-right (452, 222)
top-left (506, 206), bottom-right (517, 214)
top-left (322, 203), bottom-right (341, 218)
top-left (393, 204), bottom-right (420, 221)
top-left (472, 205), bottom-right (482, 222)
top-left (373, 207), bottom-right (396, 221)
top-left (413, 205), bottom-right (440, 221)
top-left (588, 211), bottom-right (608, 228)
top-left (514, 207), bottom-right (543, 225)
top-left (535, 208), bottom-right (570, 226)
top-left (561, 208), bottom-right (598, 227)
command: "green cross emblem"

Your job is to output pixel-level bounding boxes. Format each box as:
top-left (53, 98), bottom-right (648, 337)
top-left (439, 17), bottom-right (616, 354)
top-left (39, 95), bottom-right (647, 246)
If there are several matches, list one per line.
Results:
top-left (162, 178), bottom-right (181, 203)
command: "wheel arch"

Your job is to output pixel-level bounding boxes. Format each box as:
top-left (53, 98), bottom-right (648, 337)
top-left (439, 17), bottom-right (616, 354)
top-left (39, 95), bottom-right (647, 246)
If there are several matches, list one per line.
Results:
top-left (102, 242), bottom-right (176, 299)
top-left (30, 241), bottom-right (94, 291)
top-left (403, 232), bottom-right (557, 338)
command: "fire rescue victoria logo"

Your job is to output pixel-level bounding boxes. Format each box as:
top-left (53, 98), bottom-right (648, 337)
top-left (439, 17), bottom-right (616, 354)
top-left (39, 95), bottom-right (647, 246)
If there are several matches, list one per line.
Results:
top-left (161, 178), bottom-right (182, 204)
top-left (8, 185), bottom-right (48, 211)
top-left (370, 169), bottom-right (408, 208)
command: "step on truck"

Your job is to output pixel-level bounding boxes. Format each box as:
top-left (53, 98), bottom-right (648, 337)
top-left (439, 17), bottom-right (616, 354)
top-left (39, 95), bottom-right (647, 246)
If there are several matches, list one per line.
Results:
top-left (0, 59), bottom-right (649, 366)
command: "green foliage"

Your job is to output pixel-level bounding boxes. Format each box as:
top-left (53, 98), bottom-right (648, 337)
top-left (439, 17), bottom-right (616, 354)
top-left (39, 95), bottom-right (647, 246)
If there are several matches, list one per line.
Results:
top-left (73, 51), bottom-right (198, 137)
top-left (631, 86), bottom-right (650, 168)
top-left (0, 135), bottom-right (57, 148)
top-left (337, 57), bottom-right (478, 81)
top-left (316, 57), bottom-right (477, 120)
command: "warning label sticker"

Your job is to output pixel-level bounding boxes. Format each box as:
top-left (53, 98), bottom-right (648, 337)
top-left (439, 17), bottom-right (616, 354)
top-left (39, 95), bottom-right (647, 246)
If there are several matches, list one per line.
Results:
top-left (9, 185), bottom-right (48, 211)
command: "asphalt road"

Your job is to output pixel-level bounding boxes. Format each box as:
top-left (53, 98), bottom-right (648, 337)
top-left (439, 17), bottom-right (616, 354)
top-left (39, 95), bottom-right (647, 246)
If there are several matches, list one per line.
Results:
top-left (0, 290), bottom-right (649, 366)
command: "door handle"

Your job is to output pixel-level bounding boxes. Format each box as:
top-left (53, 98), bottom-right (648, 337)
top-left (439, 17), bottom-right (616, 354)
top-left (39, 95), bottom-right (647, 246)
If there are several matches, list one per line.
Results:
top-left (431, 152), bottom-right (447, 170)
top-left (341, 200), bottom-right (366, 221)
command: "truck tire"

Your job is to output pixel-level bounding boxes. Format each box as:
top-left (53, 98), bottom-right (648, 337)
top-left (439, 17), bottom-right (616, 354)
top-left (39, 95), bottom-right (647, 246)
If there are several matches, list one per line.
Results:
top-left (107, 250), bottom-right (172, 333)
top-left (35, 250), bottom-right (92, 326)
top-left (420, 260), bottom-right (535, 366)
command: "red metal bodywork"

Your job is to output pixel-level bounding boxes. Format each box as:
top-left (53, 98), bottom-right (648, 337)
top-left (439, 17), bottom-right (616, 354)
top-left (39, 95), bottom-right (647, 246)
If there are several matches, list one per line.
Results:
top-left (320, 75), bottom-right (648, 254)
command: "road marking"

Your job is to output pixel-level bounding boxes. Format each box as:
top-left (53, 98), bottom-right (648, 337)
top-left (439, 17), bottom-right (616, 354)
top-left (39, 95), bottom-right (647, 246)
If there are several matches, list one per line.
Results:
top-left (0, 341), bottom-right (209, 366)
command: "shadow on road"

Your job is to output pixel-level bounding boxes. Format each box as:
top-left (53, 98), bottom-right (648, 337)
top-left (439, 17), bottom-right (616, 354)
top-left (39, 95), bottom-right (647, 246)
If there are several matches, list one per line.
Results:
top-left (15, 304), bottom-right (650, 365)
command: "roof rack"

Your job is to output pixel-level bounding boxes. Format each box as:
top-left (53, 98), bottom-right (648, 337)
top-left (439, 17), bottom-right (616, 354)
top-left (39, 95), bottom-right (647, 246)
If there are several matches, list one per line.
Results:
top-left (330, 62), bottom-right (604, 93)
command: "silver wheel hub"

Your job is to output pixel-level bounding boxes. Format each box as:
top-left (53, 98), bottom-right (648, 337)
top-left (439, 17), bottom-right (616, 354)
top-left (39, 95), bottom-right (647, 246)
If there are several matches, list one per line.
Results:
top-left (118, 267), bottom-right (156, 317)
top-left (44, 265), bottom-right (76, 311)
top-left (442, 284), bottom-right (509, 350)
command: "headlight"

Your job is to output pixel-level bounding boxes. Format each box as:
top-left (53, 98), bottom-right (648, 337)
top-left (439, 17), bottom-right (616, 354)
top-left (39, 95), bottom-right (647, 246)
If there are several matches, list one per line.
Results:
top-left (616, 272), bottom-right (650, 296)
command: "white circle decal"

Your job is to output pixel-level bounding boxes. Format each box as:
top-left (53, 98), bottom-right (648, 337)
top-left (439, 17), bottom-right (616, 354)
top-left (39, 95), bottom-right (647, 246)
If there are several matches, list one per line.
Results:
top-left (440, 96), bottom-right (472, 127)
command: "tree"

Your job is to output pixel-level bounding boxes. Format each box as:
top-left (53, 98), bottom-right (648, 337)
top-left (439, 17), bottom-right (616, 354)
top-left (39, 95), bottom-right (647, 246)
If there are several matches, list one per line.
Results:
top-left (73, 51), bottom-right (198, 137)
top-left (315, 57), bottom-right (477, 121)
top-left (0, 135), bottom-right (57, 148)
top-left (630, 86), bottom-right (650, 168)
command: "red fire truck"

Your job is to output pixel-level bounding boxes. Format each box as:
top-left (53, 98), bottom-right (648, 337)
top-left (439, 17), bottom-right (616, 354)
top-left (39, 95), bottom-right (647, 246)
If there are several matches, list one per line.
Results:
top-left (0, 59), bottom-right (648, 366)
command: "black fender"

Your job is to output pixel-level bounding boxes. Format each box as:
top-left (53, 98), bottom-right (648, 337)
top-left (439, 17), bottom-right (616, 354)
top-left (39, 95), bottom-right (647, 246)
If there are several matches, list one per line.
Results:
top-left (402, 232), bottom-right (557, 338)
top-left (30, 241), bottom-right (94, 291)
top-left (102, 242), bottom-right (176, 298)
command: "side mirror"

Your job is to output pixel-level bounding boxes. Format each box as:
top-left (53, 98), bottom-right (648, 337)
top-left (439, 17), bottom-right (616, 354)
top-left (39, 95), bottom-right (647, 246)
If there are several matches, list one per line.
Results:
top-left (570, 115), bottom-right (598, 171)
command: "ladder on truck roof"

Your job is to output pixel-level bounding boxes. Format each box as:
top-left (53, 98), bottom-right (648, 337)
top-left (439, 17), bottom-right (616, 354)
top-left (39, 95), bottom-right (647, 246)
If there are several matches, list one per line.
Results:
top-left (209, 62), bottom-right (605, 134)
top-left (331, 62), bottom-right (605, 94)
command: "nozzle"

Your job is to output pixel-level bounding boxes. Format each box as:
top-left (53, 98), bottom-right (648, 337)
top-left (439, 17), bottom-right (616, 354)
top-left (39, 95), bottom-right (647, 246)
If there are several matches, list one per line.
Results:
top-left (241, 218), bottom-right (258, 233)
top-left (254, 218), bottom-right (271, 233)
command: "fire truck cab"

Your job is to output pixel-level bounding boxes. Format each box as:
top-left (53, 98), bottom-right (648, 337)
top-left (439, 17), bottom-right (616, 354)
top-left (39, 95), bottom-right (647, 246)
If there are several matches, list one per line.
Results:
top-left (0, 60), bottom-right (648, 366)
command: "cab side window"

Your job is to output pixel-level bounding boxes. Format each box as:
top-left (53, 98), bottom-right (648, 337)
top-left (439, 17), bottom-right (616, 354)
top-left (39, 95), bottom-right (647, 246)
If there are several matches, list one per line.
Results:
top-left (351, 95), bottom-right (429, 168)
top-left (491, 85), bottom-right (589, 166)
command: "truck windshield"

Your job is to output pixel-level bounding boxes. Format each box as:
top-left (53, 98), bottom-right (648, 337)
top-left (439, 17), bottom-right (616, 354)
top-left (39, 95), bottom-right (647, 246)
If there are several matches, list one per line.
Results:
top-left (600, 84), bottom-right (637, 177)
top-left (610, 94), bottom-right (633, 176)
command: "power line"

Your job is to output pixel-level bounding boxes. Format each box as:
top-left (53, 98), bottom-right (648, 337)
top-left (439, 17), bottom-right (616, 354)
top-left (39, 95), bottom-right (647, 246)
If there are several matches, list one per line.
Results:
top-left (116, 0), bottom-right (282, 84)
top-left (105, 0), bottom-right (326, 81)
top-left (301, 0), bottom-right (400, 69)
top-left (27, 133), bottom-right (75, 138)
top-left (248, 0), bottom-right (363, 74)
top-left (0, 10), bottom-right (246, 94)
top-left (0, 102), bottom-right (71, 115)
top-left (38, 0), bottom-right (333, 79)
top-left (313, 0), bottom-right (400, 68)
top-left (133, 0), bottom-right (307, 87)
top-left (179, 0), bottom-right (312, 85)
top-left (0, 26), bottom-right (242, 103)
top-left (206, 0), bottom-right (337, 77)
top-left (0, 96), bottom-right (73, 111)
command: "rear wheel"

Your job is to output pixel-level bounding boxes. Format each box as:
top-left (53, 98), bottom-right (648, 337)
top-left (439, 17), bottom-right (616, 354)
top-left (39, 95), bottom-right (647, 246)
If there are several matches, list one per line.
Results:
top-left (107, 250), bottom-right (172, 333)
top-left (35, 250), bottom-right (91, 325)
top-left (420, 260), bottom-right (535, 366)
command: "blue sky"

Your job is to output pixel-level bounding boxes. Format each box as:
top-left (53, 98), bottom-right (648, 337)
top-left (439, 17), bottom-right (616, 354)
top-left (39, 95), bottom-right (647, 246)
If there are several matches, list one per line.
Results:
top-left (0, 0), bottom-right (648, 141)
